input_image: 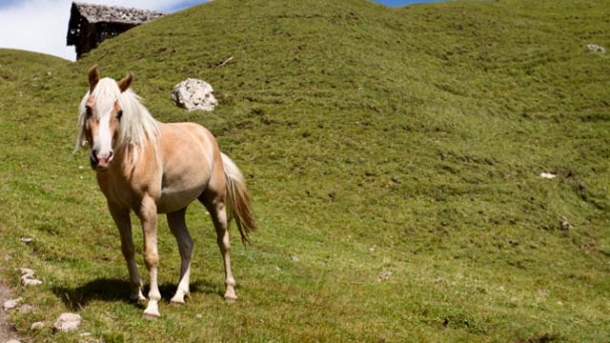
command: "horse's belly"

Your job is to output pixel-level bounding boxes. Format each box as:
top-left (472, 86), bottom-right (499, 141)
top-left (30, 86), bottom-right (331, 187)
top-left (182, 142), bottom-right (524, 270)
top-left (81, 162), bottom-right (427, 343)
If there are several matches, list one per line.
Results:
top-left (156, 185), bottom-right (204, 213)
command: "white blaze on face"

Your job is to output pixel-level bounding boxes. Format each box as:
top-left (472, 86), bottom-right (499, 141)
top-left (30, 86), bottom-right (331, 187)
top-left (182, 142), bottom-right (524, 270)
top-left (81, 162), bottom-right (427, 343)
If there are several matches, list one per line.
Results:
top-left (92, 109), bottom-right (115, 168)
top-left (82, 75), bottom-right (129, 170)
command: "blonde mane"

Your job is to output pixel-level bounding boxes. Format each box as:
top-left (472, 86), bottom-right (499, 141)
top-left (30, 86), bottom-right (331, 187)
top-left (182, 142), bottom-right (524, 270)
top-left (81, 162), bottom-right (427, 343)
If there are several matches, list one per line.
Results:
top-left (75, 78), bottom-right (160, 163)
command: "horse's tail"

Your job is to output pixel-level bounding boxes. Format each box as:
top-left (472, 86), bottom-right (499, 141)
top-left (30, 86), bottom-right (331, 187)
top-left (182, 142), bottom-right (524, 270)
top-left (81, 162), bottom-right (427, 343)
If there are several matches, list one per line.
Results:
top-left (221, 153), bottom-right (256, 245)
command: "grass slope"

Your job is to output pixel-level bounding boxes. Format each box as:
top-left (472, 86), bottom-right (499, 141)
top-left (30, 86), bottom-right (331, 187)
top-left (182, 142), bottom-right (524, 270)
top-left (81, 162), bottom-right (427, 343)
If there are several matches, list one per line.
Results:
top-left (1, 0), bottom-right (609, 341)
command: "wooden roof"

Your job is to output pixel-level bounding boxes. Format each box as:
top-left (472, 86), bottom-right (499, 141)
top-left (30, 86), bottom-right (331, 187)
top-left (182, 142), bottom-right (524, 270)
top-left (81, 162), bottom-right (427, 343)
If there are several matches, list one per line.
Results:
top-left (71, 2), bottom-right (165, 25)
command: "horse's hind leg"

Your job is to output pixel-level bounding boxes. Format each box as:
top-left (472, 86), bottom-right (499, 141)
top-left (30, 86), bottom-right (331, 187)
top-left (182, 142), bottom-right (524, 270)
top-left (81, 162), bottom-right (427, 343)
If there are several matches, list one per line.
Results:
top-left (199, 190), bottom-right (237, 301)
top-left (167, 208), bottom-right (194, 304)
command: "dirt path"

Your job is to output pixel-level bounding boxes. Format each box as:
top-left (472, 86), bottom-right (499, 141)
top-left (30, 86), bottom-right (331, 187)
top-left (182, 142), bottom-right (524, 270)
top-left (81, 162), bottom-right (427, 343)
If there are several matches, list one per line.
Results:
top-left (0, 279), bottom-right (20, 343)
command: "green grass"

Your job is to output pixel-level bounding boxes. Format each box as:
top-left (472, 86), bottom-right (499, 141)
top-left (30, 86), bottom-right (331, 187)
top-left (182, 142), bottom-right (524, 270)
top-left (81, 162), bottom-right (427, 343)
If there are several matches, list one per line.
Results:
top-left (1, 0), bottom-right (609, 341)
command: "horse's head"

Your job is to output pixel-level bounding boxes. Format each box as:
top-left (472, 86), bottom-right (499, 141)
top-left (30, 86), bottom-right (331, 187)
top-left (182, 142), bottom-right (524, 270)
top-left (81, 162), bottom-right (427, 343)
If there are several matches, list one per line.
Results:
top-left (77, 65), bottom-right (133, 171)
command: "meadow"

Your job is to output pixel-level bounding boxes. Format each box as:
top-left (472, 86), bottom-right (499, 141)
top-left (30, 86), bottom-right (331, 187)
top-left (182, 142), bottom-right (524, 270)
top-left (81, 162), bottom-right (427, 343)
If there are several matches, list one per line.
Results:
top-left (0, 0), bottom-right (609, 341)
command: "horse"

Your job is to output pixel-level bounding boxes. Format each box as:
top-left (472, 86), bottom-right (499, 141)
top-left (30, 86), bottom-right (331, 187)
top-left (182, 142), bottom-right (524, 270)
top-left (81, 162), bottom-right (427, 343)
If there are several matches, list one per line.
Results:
top-left (75, 65), bottom-right (256, 319)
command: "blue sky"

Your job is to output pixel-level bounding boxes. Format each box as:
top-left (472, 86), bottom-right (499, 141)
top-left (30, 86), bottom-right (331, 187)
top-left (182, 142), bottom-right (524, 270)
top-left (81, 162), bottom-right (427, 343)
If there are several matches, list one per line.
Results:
top-left (166, 0), bottom-right (207, 11)
top-left (167, 0), bottom-right (442, 11)
top-left (0, 0), bottom-right (442, 60)
top-left (375, 0), bottom-right (442, 6)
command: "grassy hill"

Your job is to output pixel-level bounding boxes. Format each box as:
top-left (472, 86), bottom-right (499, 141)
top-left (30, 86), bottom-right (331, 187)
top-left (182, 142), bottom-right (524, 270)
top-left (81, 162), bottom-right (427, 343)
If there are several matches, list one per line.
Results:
top-left (1, 0), bottom-right (609, 341)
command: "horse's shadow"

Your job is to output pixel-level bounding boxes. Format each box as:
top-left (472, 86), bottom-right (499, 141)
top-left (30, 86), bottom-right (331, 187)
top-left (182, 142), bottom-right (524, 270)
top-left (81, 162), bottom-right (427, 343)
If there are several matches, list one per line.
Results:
top-left (52, 278), bottom-right (222, 311)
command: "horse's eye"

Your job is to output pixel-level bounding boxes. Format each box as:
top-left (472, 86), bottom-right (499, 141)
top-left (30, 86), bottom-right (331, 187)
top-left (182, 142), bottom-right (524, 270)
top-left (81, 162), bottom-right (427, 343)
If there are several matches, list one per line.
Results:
top-left (85, 106), bottom-right (93, 118)
top-left (116, 110), bottom-right (123, 121)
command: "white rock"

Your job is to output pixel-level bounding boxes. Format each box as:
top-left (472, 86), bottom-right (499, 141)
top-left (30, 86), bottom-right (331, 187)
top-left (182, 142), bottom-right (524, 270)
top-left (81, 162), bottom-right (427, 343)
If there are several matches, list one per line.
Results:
top-left (19, 268), bottom-right (42, 286)
top-left (3, 297), bottom-right (22, 311)
top-left (587, 44), bottom-right (606, 53)
top-left (539, 172), bottom-right (556, 179)
top-left (30, 321), bottom-right (45, 330)
top-left (6, 340), bottom-right (21, 343)
top-left (171, 78), bottom-right (217, 111)
top-left (53, 313), bottom-right (82, 332)
top-left (19, 268), bottom-right (34, 278)
top-left (21, 278), bottom-right (42, 286)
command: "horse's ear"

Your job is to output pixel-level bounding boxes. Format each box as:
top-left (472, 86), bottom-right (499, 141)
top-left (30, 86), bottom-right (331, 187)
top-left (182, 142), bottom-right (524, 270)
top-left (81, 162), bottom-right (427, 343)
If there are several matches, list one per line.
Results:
top-left (88, 65), bottom-right (99, 93)
top-left (118, 72), bottom-right (133, 93)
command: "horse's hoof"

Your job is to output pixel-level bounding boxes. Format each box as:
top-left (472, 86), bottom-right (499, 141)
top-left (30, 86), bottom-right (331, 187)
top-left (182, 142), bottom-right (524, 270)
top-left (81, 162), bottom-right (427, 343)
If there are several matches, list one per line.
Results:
top-left (170, 297), bottom-right (186, 305)
top-left (131, 296), bottom-right (146, 304)
top-left (142, 301), bottom-right (160, 319)
top-left (130, 291), bottom-right (146, 303)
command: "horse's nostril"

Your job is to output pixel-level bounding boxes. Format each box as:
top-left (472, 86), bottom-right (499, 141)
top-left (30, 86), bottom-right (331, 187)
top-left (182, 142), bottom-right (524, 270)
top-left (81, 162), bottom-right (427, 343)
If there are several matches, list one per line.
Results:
top-left (89, 152), bottom-right (99, 170)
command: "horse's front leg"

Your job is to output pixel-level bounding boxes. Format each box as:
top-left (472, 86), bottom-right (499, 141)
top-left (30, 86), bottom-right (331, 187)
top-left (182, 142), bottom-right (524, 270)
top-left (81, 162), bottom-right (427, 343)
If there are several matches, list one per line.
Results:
top-left (137, 195), bottom-right (162, 319)
top-left (108, 202), bottom-right (145, 302)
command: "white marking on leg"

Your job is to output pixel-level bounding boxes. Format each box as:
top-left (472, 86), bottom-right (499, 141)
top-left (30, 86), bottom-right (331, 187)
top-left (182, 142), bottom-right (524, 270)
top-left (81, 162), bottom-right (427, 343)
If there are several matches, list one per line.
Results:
top-left (171, 265), bottom-right (191, 304)
top-left (142, 300), bottom-right (160, 320)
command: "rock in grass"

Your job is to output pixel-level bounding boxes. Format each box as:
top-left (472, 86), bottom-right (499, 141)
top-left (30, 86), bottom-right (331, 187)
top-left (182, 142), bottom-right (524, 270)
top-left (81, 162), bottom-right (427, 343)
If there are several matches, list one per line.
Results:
top-left (30, 321), bottom-right (45, 331)
top-left (19, 268), bottom-right (42, 286)
top-left (171, 78), bottom-right (217, 112)
top-left (539, 172), bottom-right (556, 179)
top-left (19, 304), bottom-right (33, 313)
top-left (3, 297), bottom-right (22, 311)
top-left (21, 278), bottom-right (42, 286)
top-left (53, 313), bottom-right (82, 333)
top-left (587, 44), bottom-right (606, 53)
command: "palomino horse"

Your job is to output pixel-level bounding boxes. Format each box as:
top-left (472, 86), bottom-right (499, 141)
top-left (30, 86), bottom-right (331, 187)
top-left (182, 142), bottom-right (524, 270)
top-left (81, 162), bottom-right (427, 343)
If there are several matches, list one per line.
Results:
top-left (75, 65), bottom-right (256, 318)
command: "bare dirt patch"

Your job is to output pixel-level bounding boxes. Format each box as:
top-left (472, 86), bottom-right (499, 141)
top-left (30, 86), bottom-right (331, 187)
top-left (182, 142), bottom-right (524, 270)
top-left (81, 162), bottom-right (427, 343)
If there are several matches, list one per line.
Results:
top-left (0, 278), bottom-right (20, 343)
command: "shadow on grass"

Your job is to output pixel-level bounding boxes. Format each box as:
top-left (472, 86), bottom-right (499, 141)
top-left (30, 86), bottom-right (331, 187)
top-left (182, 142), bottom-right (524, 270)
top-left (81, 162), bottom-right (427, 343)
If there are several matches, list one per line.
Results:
top-left (52, 278), bottom-right (224, 311)
top-left (51, 278), bottom-right (132, 311)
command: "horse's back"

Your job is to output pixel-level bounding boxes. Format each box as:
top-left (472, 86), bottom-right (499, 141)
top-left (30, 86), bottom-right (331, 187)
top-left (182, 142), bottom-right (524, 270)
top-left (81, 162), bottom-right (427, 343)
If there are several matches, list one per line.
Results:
top-left (159, 122), bottom-right (219, 165)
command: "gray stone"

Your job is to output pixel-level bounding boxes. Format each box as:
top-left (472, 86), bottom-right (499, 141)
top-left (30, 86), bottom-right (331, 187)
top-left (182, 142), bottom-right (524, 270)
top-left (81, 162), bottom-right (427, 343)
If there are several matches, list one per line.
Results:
top-left (171, 78), bottom-right (217, 112)
top-left (53, 313), bottom-right (82, 332)
top-left (19, 269), bottom-right (42, 287)
top-left (30, 322), bottom-right (45, 331)
top-left (587, 44), bottom-right (606, 53)
top-left (3, 298), bottom-right (21, 311)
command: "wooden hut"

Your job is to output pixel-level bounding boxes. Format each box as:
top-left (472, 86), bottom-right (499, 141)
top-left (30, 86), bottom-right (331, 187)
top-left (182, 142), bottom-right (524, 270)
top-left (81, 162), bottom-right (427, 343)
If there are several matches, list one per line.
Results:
top-left (66, 2), bottom-right (165, 59)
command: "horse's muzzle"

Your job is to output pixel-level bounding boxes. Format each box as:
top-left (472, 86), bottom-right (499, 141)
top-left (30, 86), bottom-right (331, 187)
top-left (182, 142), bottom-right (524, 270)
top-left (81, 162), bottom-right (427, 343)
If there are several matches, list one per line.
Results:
top-left (90, 150), bottom-right (114, 170)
